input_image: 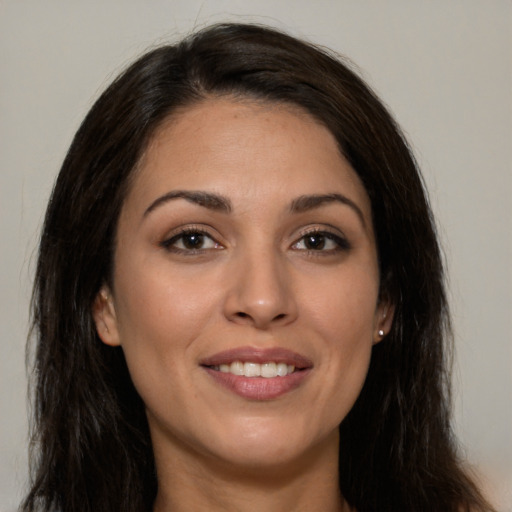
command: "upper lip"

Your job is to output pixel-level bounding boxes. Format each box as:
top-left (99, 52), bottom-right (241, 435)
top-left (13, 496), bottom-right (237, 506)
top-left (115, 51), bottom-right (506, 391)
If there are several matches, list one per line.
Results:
top-left (200, 346), bottom-right (313, 369)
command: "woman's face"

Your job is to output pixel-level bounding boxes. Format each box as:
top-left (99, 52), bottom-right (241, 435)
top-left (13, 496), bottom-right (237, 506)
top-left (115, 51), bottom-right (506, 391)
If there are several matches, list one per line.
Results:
top-left (94, 98), bottom-right (392, 472)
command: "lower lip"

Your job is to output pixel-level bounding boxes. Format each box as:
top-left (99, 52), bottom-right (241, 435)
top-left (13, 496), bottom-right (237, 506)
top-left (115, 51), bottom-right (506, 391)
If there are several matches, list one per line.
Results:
top-left (203, 367), bottom-right (311, 400)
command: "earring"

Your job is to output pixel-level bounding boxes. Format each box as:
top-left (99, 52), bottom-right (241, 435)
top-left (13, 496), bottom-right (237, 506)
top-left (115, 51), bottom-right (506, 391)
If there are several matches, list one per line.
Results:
top-left (378, 329), bottom-right (385, 337)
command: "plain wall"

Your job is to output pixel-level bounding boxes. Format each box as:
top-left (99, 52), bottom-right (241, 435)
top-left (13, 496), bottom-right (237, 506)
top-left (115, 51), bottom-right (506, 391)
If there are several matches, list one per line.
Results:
top-left (1, 1), bottom-right (511, 510)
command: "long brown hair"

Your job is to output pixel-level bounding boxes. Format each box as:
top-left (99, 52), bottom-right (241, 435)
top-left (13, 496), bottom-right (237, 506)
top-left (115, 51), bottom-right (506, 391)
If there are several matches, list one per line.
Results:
top-left (23, 23), bottom-right (493, 512)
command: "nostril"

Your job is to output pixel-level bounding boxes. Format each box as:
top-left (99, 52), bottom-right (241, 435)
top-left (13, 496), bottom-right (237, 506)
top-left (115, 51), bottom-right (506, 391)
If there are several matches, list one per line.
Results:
top-left (274, 313), bottom-right (286, 321)
top-left (236, 312), bottom-right (249, 319)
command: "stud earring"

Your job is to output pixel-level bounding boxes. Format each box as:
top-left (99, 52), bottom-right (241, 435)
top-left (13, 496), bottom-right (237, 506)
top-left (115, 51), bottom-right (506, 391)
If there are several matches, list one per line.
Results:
top-left (378, 329), bottom-right (385, 337)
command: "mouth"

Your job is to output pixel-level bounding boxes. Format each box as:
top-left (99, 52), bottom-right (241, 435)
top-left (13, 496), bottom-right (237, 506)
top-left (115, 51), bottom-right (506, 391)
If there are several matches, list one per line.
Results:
top-left (200, 347), bottom-right (313, 400)
top-left (209, 361), bottom-right (297, 378)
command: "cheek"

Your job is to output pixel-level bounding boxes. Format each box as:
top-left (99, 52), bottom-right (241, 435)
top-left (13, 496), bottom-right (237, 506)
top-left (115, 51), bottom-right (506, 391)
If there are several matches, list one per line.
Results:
top-left (115, 257), bottom-right (221, 338)
top-left (304, 264), bottom-right (379, 344)
top-left (112, 263), bottom-right (221, 394)
top-left (302, 268), bottom-right (378, 415)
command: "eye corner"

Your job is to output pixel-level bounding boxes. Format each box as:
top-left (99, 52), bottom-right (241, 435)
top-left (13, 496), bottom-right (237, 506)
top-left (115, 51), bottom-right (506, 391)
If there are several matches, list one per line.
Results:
top-left (290, 227), bottom-right (351, 254)
top-left (160, 226), bottom-right (225, 255)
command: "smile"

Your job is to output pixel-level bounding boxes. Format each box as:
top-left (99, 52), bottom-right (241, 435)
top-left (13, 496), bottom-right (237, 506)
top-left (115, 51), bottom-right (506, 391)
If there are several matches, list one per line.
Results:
top-left (200, 347), bottom-right (312, 400)
top-left (211, 361), bottom-right (296, 378)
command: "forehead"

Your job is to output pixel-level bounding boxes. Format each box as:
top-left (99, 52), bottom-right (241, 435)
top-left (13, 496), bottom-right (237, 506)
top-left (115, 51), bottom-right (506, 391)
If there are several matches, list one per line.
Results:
top-left (126, 97), bottom-right (372, 220)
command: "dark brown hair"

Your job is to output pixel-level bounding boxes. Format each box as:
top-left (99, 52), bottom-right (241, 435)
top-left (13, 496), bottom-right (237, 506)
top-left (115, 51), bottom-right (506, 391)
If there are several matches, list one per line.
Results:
top-left (23, 23), bottom-right (492, 512)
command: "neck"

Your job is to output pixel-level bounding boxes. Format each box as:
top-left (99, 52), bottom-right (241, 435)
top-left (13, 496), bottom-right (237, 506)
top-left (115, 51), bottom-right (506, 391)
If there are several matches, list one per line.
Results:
top-left (152, 430), bottom-right (349, 512)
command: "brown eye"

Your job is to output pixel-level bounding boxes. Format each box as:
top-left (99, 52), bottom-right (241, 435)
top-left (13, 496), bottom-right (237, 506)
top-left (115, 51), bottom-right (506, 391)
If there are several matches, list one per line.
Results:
top-left (161, 230), bottom-right (221, 252)
top-left (181, 233), bottom-right (206, 249)
top-left (291, 230), bottom-right (350, 252)
top-left (303, 234), bottom-right (327, 250)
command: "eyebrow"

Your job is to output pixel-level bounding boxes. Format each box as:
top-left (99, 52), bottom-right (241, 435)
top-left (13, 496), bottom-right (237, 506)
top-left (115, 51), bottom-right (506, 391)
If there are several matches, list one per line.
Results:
top-left (144, 190), bottom-right (232, 217)
top-left (290, 194), bottom-right (366, 227)
top-left (143, 190), bottom-right (366, 227)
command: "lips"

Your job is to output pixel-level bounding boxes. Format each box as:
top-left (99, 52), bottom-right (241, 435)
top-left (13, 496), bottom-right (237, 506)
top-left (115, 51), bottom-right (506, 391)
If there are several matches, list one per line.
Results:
top-left (200, 347), bottom-right (313, 400)
top-left (200, 346), bottom-right (313, 368)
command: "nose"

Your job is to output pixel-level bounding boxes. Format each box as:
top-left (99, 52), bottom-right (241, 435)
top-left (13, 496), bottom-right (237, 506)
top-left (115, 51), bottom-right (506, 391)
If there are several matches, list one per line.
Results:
top-left (223, 247), bottom-right (298, 330)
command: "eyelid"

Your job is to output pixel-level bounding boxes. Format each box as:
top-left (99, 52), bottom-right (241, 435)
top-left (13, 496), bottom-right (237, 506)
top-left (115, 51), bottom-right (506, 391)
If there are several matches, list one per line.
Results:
top-left (295, 224), bottom-right (348, 241)
top-left (291, 225), bottom-right (351, 252)
top-left (159, 224), bottom-right (224, 252)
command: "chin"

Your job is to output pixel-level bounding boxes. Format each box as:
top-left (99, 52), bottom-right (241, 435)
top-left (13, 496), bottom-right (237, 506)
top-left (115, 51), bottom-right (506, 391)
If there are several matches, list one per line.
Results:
top-left (197, 416), bottom-right (339, 473)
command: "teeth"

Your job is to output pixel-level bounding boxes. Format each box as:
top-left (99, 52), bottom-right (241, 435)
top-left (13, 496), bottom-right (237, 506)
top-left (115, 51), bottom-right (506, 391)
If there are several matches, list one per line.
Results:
top-left (230, 361), bottom-right (244, 375)
top-left (216, 361), bottom-right (296, 378)
top-left (244, 362), bottom-right (261, 377)
top-left (261, 362), bottom-right (277, 378)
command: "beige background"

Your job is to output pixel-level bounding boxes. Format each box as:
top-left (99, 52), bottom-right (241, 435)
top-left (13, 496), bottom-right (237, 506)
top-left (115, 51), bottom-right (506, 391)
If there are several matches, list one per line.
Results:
top-left (1, 1), bottom-right (511, 510)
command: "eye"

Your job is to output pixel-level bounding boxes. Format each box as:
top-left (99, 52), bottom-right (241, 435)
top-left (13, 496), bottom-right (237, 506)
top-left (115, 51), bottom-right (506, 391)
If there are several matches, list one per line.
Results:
top-left (291, 230), bottom-right (350, 253)
top-left (161, 229), bottom-right (222, 253)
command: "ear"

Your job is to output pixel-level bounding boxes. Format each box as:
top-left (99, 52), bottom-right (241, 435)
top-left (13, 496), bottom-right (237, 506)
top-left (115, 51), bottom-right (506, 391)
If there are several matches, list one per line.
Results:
top-left (373, 299), bottom-right (395, 345)
top-left (92, 285), bottom-right (121, 346)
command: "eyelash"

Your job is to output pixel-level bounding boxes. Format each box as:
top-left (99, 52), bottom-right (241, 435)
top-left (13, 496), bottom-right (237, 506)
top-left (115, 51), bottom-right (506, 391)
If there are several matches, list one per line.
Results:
top-left (160, 227), bottom-right (350, 255)
top-left (291, 229), bottom-right (350, 255)
top-left (160, 227), bottom-right (222, 254)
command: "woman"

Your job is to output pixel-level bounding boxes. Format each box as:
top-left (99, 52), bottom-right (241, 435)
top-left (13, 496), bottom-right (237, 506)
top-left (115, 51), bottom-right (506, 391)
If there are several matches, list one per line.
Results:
top-left (22, 23), bottom-right (493, 512)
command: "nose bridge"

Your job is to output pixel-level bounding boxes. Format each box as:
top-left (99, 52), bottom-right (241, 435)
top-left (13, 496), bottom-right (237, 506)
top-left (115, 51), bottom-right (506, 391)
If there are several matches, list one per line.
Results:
top-left (224, 239), bottom-right (296, 328)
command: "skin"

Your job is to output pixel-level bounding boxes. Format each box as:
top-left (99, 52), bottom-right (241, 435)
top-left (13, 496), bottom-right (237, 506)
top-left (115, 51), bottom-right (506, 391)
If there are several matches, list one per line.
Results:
top-left (93, 97), bottom-right (393, 512)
